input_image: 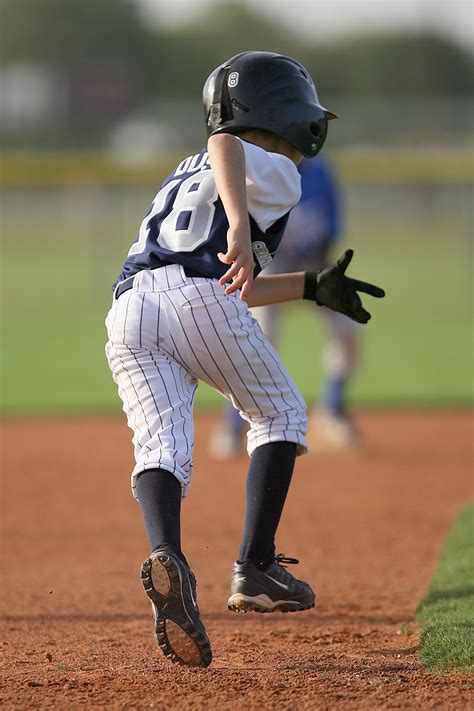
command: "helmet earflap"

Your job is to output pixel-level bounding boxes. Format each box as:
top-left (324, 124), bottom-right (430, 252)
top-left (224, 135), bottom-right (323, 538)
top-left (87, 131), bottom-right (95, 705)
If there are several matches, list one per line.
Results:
top-left (206, 65), bottom-right (232, 131)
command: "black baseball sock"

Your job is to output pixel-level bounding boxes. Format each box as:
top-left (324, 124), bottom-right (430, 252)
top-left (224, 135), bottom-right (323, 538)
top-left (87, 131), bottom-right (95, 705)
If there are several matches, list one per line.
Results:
top-left (135, 468), bottom-right (183, 559)
top-left (239, 441), bottom-right (297, 569)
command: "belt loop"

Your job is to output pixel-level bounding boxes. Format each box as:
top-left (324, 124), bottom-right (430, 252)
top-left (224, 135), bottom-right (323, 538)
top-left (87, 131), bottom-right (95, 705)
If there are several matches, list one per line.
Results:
top-left (114, 274), bottom-right (135, 300)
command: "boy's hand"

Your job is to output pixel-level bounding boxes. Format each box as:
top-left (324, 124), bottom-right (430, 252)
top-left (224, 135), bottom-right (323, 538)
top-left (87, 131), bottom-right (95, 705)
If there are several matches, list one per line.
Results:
top-left (304, 249), bottom-right (385, 324)
top-left (218, 226), bottom-right (254, 300)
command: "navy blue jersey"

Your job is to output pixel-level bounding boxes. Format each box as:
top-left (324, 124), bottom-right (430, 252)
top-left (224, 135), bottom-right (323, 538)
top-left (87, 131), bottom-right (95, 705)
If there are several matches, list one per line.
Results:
top-left (114, 147), bottom-right (293, 290)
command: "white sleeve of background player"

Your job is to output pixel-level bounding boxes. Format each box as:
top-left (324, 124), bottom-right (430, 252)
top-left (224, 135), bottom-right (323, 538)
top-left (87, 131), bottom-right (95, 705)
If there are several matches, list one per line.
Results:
top-left (238, 138), bottom-right (302, 233)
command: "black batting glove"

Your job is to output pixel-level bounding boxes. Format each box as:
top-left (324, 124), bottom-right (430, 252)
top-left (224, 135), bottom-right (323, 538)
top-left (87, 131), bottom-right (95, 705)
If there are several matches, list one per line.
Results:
top-left (303, 249), bottom-right (385, 324)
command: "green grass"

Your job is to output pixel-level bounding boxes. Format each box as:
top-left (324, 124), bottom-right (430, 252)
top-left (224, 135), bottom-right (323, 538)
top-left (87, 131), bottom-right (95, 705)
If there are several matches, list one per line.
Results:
top-left (417, 502), bottom-right (474, 672)
top-left (0, 186), bottom-right (472, 414)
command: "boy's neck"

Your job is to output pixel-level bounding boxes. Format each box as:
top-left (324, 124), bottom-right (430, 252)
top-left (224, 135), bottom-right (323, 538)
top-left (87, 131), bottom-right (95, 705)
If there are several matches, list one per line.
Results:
top-left (238, 130), bottom-right (303, 166)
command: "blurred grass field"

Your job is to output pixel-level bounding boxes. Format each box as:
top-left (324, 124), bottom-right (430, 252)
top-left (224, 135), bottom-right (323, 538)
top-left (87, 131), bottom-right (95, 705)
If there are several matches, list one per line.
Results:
top-left (1, 179), bottom-right (472, 414)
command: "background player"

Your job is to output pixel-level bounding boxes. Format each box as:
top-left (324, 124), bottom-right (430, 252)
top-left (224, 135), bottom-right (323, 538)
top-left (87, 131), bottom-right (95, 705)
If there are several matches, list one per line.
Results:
top-left (105, 51), bottom-right (384, 669)
top-left (211, 156), bottom-right (360, 458)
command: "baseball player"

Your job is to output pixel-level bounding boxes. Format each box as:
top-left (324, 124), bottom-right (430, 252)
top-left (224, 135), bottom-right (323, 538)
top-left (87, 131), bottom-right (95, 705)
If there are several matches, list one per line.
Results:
top-left (211, 156), bottom-right (360, 457)
top-left (105, 51), bottom-right (384, 668)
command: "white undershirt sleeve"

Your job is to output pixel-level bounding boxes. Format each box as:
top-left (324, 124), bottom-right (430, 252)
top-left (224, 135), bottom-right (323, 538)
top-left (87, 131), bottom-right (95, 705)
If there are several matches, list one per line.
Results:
top-left (238, 138), bottom-right (302, 233)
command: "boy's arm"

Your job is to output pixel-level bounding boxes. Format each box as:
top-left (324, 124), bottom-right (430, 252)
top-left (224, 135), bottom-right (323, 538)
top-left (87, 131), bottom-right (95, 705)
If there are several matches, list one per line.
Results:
top-left (207, 133), bottom-right (254, 300)
top-left (246, 250), bottom-right (385, 324)
top-left (246, 273), bottom-right (305, 307)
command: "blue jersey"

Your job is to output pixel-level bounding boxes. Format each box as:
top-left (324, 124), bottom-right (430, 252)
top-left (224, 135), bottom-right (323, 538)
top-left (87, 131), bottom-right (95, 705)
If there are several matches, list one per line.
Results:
top-left (114, 145), bottom-right (297, 290)
top-left (297, 158), bottom-right (341, 244)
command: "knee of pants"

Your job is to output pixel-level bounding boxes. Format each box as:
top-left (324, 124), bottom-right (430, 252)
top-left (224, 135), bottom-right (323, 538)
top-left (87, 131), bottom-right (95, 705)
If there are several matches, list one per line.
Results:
top-left (245, 402), bottom-right (308, 458)
top-left (130, 449), bottom-right (193, 500)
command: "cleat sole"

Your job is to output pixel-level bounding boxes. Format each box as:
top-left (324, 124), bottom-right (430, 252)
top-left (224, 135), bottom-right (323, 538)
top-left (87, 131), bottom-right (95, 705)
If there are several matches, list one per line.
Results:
top-left (141, 551), bottom-right (212, 668)
top-left (227, 592), bottom-right (315, 614)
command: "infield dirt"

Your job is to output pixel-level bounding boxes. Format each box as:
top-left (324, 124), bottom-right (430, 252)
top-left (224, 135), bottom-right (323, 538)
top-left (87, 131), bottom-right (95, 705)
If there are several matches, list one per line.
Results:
top-left (1, 410), bottom-right (473, 709)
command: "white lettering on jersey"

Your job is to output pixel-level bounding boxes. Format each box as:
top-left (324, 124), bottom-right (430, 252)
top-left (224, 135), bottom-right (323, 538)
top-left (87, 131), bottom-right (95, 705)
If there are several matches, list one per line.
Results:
top-left (128, 179), bottom-right (180, 256)
top-left (175, 156), bottom-right (192, 175)
top-left (188, 152), bottom-right (209, 172)
top-left (128, 170), bottom-right (218, 258)
top-left (174, 152), bottom-right (210, 176)
top-left (158, 171), bottom-right (218, 252)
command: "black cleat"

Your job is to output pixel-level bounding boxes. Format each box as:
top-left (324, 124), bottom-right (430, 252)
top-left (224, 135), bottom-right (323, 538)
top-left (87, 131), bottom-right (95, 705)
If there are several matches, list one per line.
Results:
top-left (140, 546), bottom-right (212, 667)
top-left (227, 554), bottom-right (315, 613)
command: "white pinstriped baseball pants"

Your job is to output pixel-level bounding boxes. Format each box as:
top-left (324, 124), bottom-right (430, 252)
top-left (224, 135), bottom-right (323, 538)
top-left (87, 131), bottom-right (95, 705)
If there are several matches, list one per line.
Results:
top-left (105, 265), bottom-right (307, 498)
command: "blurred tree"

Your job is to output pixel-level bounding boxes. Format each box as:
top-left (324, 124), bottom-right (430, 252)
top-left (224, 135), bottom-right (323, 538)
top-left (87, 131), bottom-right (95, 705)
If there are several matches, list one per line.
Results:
top-left (1, 0), bottom-right (472, 149)
top-left (0, 0), bottom-right (151, 64)
top-left (311, 33), bottom-right (474, 97)
top-left (0, 0), bottom-right (162, 97)
top-left (157, 1), bottom-right (304, 100)
top-left (2, 1), bottom-right (471, 100)
top-left (0, 0), bottom-right (163, 146)
top-left (156, 7), bottom-right (473, 100)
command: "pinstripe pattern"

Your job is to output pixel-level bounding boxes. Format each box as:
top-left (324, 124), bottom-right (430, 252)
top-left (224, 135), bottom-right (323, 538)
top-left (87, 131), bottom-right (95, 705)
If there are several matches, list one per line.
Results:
top-left (105, 265), bottom-right (307, 498)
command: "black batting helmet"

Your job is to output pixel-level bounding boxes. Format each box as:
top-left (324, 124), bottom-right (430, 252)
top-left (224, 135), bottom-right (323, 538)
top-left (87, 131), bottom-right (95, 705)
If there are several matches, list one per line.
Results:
top-left (203, 51), bottom-right (337, 158)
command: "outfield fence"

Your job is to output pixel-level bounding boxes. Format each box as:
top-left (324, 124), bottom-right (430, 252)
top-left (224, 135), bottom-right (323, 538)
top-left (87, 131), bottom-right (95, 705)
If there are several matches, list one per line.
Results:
top-left (1, 147), bottom-right (473, 188)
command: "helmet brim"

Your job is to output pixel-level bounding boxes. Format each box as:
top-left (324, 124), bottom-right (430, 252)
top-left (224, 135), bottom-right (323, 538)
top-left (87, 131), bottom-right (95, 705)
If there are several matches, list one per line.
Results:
top-left (324, 109), bottom-right (338, 121)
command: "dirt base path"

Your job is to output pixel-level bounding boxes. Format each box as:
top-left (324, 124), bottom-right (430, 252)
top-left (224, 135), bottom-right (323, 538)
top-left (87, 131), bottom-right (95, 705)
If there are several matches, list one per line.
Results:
top-left (1, 410), bottom-right (473, 709)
